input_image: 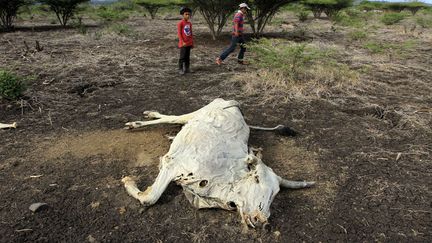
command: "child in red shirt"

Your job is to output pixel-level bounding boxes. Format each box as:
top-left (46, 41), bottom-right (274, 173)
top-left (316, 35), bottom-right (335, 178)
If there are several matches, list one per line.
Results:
top-left (177, 7), bottom-right (193, 75)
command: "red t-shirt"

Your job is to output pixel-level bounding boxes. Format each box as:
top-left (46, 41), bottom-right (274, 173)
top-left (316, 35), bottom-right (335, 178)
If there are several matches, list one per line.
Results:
top-left (177, 19), bottom-right (193, 48)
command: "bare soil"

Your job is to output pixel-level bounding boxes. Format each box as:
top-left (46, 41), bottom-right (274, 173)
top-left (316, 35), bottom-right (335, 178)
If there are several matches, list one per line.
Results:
top-left (0, 15), bottom-right (431, 242)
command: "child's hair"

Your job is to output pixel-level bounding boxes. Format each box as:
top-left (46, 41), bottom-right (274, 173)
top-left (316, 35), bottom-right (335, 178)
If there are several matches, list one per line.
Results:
top-left (180, 7), bottom-right (192, 15)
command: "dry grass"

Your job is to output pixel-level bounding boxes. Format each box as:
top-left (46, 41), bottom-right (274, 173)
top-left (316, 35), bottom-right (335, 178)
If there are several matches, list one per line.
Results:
top-left (232, 40), bottom-right (359, 104)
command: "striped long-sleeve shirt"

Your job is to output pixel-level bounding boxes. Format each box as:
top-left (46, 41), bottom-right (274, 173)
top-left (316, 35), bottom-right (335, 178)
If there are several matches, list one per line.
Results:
top-left (232, 10), bottom-right (245, 36)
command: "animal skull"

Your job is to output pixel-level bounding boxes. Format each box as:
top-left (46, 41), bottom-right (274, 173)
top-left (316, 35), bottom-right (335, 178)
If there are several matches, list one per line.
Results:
top-left (0, 122), bottom-right (17, 129)
top-left (122, 98), bottom-right (314, 228)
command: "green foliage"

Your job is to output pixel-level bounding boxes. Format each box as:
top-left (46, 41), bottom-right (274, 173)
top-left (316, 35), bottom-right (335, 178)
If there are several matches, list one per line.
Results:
top-left (416, 15), bottom-right (432, 28)
top-left (363, 40), bottom-right (419, 57)
top-left (244, 38), bottom-right (358, 100)
top-left (303, 0), bottom-right (352, 18)
top-left (384, 2), bottom-right (406, 13)
top-left (0, 70), bottom-right (27, 100)
top-left (106, 23), bottom-right (136, 36)
top-left (381, 12), bottom-right (406, 25)
top-left (0, 0), bottom-right (31, 30)
top-left (134, 0), bottom-right (188, 19)
top-left (358, 1), bottom-right (385, 12)
top-left (348, 29), bottom-right (367, 41)
top-left (405, 2), bottom-right (427, 15)
top-left (297, 9), bottom-right (309, 22)
top-left (331, 11), bottom-right (362, 27)
top-left (40, 0), bottom-right (90, 26)
top-left (97, 5), bottom-right (129, 21)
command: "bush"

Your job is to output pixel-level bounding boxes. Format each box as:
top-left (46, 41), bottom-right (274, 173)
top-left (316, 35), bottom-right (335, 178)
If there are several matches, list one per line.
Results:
top-left (0, 70), bottom-right (27, 100)
top-left (349, 29), bottom-right (367, 41)
top-left (239, 38), bottom-right (359, 101)
top-left (416, 15), bottom-right (432, 28)
top-left (106, 23), bottom-right (136, 36)
top-left (358, 1), bottom-right (385, 12)
top-left (40, 0), bottom-right (89, 26)
top-left (297, 8), bottom-right (310, 22)
top-left (134, 0), bottom-right (185, 19)
top-left (303, 0), bottom-right (352, 18)
top-left (405, 2), bottom-right (427, 15)
top-left (97, 5), bottom-right (129, 21)
top-left (0, 0), bottom-right (30, 30)
top-left (381, 12), bottom-right (405, 25)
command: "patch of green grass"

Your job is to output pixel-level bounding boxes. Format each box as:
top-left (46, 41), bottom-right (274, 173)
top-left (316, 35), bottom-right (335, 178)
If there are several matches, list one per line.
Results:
top-left (105, 23), bottom-right (136, 36)
top-left (0, 70), bottom-right (27, 100)
top-left (97, 6), bottom-right (130, 22)
top-left (349, 29), bottom-right (368, 41)
top-left (240, 38), bottom-right (359, 101)
top-left (363, 40), bottom-right (419, 56)
top-left (381, 12), bottom-right (406, 25)
top-left (332, 11), bottom-right (364, 28)
top-left (416, 15), bottom-right (432, 28)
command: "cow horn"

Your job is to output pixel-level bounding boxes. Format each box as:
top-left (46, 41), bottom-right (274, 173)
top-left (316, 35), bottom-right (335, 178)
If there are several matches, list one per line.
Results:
top-left (278, 176), bottom-right (315, 189)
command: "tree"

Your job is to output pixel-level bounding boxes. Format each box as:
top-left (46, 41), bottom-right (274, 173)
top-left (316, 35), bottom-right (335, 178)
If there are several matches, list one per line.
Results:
top-left (191, 0), bottom-right (241, 40)
top-left (40, 0), bottom-right (89, 26)
top-left (0, 0), bottom-right (30, 30)
top-left (405, 1), bottom-right (427, 15)
top-left (303, 0), bottom-right (352, 18)
top-left (244, 0), bottom-right (294, 36)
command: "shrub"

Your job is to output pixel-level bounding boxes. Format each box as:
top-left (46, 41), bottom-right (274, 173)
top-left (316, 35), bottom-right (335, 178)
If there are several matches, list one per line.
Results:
top-left (40, 0), bottom-right (90, 26)
top-left (297, 9), bottom-right (310, 22)
top-left (0, 70), bottom-right (27, 100)
top-left (405, 2), bottom-right (427, 15)
top-left (303, 0), bottom-right (352, 18)
top-left (238, 38), bottom-right (359, 101)
top-left (381, 12), bottom-right (405, 25)
top-left (358, 1), bottom-right (385, 12)
top-left (134, 0), bottom-right (185, 19)
top-left (106, 23), bottom-right (136, 36)
top-left (349, 29), bottom-right (367, 41)
top-left (97, 5), bottom-right (129, 21)
top-left (0, 0), bottom-right (30, 30)
top-left (416, 15), bottom-right (432, 28)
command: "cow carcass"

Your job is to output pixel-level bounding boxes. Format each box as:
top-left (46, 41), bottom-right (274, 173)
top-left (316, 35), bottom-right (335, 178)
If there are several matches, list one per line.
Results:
top-left (122, 98), bottom-right (314, 228)
top-left (0, 122), bottom-right (17, 129)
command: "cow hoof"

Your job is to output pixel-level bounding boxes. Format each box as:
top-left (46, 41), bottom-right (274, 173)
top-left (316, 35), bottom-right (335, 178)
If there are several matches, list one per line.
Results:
top-left (121, 176), bottom-right (135, 185)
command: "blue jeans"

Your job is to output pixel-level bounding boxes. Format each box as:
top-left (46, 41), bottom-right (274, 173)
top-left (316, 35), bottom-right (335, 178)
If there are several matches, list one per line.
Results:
top-left (219, 36), bottom-right (246, 61)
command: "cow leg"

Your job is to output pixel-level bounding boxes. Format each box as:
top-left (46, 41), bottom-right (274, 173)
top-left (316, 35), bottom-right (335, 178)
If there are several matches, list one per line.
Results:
top-left (125, 111), bottom-right (199, 129)
top-left (122, 157), bottom-right (178, 205)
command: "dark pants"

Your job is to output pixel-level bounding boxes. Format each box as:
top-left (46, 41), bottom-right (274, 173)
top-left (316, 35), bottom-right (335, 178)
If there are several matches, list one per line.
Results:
top-left (179, 46), bottom-right (191, 70)
top-left (219, 36), bottom-right (246, 61)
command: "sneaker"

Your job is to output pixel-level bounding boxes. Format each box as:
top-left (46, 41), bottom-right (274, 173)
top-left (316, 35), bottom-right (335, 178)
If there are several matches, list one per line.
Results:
top-left (216, 57), bottom-right (222, 65)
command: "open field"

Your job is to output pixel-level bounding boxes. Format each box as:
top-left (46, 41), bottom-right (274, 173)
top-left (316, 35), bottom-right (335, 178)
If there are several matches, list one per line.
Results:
top-left (1, 6), bottom-right (431, 242)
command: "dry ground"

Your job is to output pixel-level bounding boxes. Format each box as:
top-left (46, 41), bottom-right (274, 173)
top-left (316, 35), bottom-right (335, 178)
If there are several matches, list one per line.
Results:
top-left (0, 11), bottom-right (431, 242)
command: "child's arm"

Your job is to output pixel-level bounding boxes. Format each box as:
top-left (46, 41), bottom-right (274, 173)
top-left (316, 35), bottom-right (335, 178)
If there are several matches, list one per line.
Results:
top-left (177, 22), bottom-right (185, 47)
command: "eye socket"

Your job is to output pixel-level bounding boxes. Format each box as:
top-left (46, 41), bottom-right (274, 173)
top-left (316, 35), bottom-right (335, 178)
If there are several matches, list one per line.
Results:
top-left (199, 180), bottom-right (208, 187)
top-left (227, 201), bottom-right (237, 209)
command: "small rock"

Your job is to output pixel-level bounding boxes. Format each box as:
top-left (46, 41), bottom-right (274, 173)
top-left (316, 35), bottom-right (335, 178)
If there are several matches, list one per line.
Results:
top-left (118, 207), bottom-right (126, 215)
top-left (90, 201), bottom-right (100, 209)
top-left (274, 230), bottom-right (281, 237)
top-left (29, 203), bottom-right (49, 212)
top-left (87, 235), bottom-right (97, 243)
